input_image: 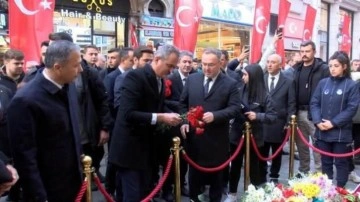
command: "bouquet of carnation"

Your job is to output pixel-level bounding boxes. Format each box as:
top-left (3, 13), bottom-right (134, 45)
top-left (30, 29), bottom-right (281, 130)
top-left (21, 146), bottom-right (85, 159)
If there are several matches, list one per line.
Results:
top-left (242, 173), bottom-right (360, 202)
top-left (187, 106), bottom-right (205, 135)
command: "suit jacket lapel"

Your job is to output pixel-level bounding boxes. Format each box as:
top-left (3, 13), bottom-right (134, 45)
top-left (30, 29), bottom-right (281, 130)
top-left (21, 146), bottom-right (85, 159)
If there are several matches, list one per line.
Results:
top-left (205, 73), bottom-right (225, 99)
top-left (174, 71), bottom-right (183, 92)
top-left (271, 73), bottom-right (286, 95)
top-left (144, 65), bottom-right (159, 98)
top-left (264, 73), bottom-right (270, 92)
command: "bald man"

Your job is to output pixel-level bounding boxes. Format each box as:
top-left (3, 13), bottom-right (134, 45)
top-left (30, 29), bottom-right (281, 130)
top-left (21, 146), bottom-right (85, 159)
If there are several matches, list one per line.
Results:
top-left (260, 54), bottom-right (296, 183)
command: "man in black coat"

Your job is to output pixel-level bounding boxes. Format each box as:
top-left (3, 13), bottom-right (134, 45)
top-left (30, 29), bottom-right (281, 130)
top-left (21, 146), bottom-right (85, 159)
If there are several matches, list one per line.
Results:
top-left (179, 48), bottom-right (241, 202)
top-left (108, 45), bottom-right (182, 202)
top-left (0, 151), bottom-right (18, 196)
top-left (261, 54), bottom-right (296, 183)
top-left (99, 48), bottom-right (121, 80)
top-left (7, 40), bottom-right (83, 202)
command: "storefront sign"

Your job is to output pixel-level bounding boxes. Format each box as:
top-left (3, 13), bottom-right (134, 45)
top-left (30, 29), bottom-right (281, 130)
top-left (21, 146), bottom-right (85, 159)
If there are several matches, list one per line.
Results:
top-left (144, 30), bottom-right (173, 38)
top-left (201, 0), bottom-right (253, 25)
top-left (55, 0), bottom-right (129, 14)
top-left (141, 16), bottom-right (174, 29)
top-left (60, 9), bottom-right (125, 23)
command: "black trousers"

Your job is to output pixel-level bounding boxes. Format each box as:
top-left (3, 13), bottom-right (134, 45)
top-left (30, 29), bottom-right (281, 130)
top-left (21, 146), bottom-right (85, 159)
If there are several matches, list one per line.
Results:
top-left (228, 143), bottom-right (264, 193)
top-left (82, 143), bottom-right (104, 171)
top-left (349, 124), bottom-right (360, 172)
top-left (189, 167), bottom-right (222, 202)
top-left (260, 142), bottom-right (283, 179)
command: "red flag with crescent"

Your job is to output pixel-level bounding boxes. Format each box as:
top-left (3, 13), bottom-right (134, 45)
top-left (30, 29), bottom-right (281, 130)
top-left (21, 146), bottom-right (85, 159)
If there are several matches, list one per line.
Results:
top-left (174, 0), bottom-right (203, 52)
top-left (9, 0), bottom-right (55, 70)
top-left (250, 0), bottom-right (271, 63)
top-left (303, 5), bottom-right (317, 41)
top-left (130, 23), bottom-right (138, 48)
top-left (340, 14), bottom-right (351, 55)
top-left (276, 0), bottom-right (291, 68)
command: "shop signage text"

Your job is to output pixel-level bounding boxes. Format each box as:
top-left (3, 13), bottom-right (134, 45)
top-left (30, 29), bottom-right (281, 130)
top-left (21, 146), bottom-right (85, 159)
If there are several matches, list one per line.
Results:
top-left (144, 30), bottom-right (174, 38)
top-left (60, 9), bottom-right (125, 23)
top-left (141, 16), bottom-right (174, 29)
top-left (201, 0), bottom-right (253, 25)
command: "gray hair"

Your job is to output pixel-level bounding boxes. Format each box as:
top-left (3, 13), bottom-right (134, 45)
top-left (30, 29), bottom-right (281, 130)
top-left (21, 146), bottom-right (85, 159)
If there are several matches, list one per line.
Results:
top-left (179, 51), bottom-right (193, 60)
top-left (202, 48), bottom-right (222, 60)
top-left (270, 53), bottom-right (282, 64)
top-left (154, 45), bottom-right (180, 59)
top-left (44, 40), bottom-right (80, 68)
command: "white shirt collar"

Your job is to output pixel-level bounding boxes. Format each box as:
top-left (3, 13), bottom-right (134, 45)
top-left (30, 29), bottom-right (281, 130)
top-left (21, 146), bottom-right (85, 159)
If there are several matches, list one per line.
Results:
top-left (178, 71), bottom-right (187, 81)
top-left (42, 70), bottom-right (63, 89)
top-left (118, 66), bottom-right (126, 73)
top-left (204, 71), bottom-right (220, 84)
top-left (269, 72), bottom-right (280, 81)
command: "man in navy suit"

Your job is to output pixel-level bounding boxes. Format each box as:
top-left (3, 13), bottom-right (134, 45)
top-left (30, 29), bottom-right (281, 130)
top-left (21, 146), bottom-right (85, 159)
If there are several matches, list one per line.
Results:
top-left (261, 54), bottom-right (296, 183)
top-left (109, 45), bottom-right (183, 202)
top-left (180, 48), bottom-right (241, 202)
top-left (7, 40), bottom-right (83, 202)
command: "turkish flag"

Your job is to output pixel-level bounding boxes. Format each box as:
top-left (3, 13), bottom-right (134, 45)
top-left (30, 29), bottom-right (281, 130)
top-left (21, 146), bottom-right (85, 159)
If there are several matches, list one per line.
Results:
top-left (303, 5), bottom-right (317, 41)
top-left (250, 0), bottom-right (271, 63)
top-left (9, 0), bottom-right (55, 69)
top-left (284, 17), bottom-right (304, 39)
top-left (340, 15), bottom-right (351, 55)
top-left (130, 23), bottom-right (138, 48)
top-left (276, 0), bottom-right (291, 68)
top-left (174, 0), bottom-right (203, 52)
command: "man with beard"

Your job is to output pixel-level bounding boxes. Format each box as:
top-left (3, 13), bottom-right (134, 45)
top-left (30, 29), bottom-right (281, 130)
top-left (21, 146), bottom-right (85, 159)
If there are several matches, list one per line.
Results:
top-left (291, 40), bottom-right (328, 175)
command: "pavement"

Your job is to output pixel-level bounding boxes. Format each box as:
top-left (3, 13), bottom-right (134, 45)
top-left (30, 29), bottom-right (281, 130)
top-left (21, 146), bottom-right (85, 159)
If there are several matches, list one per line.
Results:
top-left (2, 146), bottom-right (360, 202)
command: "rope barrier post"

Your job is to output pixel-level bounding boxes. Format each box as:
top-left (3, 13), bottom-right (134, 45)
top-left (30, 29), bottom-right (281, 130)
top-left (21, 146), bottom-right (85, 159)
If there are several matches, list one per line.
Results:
top-left (82, 155), bottom-right (94, 202)
top-left (244, 122), bottom-right (251, 191)
top-left (289, 115), bottom-right (296, 179)
top-left (172, 137), bottom-right (181, 202)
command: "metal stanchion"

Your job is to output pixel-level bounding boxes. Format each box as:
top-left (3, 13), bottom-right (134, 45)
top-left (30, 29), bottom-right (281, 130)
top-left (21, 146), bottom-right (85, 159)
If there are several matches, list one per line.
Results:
top-left (172, 137), bottom-right (181, 202)
top-left (288, 115), bottom-right (296, 179)
top-left (244, 122), bottom-right (251, 191)
top-left (82, 155), bottom-right (94, 202)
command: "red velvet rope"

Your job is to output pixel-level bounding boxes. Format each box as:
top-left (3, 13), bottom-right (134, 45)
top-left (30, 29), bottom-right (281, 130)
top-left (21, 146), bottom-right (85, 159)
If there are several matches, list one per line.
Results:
top-left (93, 174), bottom-right (115, 202)
top-left (181, 137), bottom-right (245, 172)
top-left (141, 155), bottom-right (173, 202)
top-left (297, 127), bottom-right (360, 157)
top-left (74, 178), bottom-right (88, 202)
top-left (250, 128), bottom-right (291, 161)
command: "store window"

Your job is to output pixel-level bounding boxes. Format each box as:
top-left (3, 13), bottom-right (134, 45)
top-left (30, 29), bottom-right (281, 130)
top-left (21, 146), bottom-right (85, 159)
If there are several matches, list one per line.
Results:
top-left (148, 0), bottom-right (165, 17)
top-left (319, 2), bottom-right (329, 61)
top-left (53, 11), bottom-right (126, 54)
top-left (195, 20), bottom-right (250, 60)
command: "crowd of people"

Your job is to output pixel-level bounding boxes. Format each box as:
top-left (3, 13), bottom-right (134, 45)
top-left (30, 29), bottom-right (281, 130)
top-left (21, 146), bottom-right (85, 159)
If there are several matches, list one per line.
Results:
top-left (0, 31), bottom-right (359, 202)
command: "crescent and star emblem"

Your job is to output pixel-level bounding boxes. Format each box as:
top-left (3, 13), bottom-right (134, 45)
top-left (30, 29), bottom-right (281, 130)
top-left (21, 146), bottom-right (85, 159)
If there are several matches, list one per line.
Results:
top-left (303, 29), bottom-right (311, 40)
top-left (289, 22), bottom-right (297, 34)
top-left (14, 0), bottom-right (53, 16)
top-left (176, 6), bottom-right (193, 27)
top-left (255, 15), bottom-right (266, 34)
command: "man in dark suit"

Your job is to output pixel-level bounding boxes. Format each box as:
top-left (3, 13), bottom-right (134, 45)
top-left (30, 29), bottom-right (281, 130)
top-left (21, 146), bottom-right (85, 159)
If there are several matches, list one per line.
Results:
top-left (104, 48), bottom-right (134, 118)
top-left (108, 45), bottom-right (182, 202)
top-left (113, 46), bottom-right (154, 110)
top-left (261, 54), bottom-right (296, 183)
top-left (6, 40), bottom-right (83, 202)
top-left (160, 51), bottom-right (194, 201)
top-left (99, 48), bottom-right (121, 80)
top-left (180, 48), bottom-right (241, 202)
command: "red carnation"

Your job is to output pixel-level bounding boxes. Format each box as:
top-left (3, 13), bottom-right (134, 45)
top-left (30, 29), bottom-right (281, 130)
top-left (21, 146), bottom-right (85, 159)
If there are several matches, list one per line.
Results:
top-left (165, 79), bottom-right (172, 98)
top-left (186, 106), bottom-right (205, 135)
top-left (195, 128), bottom-right (204, 135)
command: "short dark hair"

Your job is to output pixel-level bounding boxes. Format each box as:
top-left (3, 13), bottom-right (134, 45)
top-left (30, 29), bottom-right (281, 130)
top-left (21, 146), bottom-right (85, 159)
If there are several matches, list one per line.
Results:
top-left (133, 46), bottom-right (153, 59)
top-left (300, 40), bottom-right (316, 50)
top-left (83, 45), bottom-right (98, 54)
top-left (193, 58), bottom-right (199, 63)
top-left (41, 41), bottom-right (49, 48)
top-left (120, 47), bottom-right (134, 60)
top-left (107, 48), bottom-right (121, 54)
top-left (4, 49), bottom-right (24, 61)
top-left (329, 51), bottom-right (351, 78)
top-left (48, 32), bottom-right (73, 42)
top-left (221, 50), bottom-right (229, 61)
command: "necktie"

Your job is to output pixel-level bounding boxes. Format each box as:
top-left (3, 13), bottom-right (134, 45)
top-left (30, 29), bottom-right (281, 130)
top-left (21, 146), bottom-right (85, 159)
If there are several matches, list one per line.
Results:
top-left (204, 78), bottom-right (212, 96)
top-left (182, 78), bottom-right (187, 86)
top-left (157, 78), bottom-right (162, 93)
top-left (270, 76), bottom-right (275, 92)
